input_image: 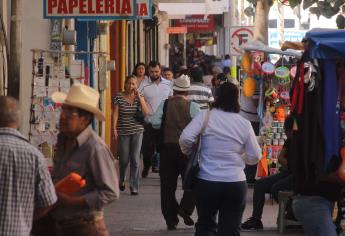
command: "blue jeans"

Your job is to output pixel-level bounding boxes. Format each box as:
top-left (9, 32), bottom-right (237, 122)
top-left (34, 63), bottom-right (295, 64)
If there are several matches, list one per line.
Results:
top-left (292, 195), bottom-right (337, 236)
top-left (118, 132), bottom-right (143, 192)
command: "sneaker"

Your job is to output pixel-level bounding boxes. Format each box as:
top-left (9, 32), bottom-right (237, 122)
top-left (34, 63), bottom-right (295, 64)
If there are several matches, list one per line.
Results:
top-left (141, 167), bottom-right (149, 178)
top-left (241, 217), bottom-right (263, 230)
top-left (119, 182), bottom-right (125, 191)
top-left (178, 208), bottom-right (194, 226)
top-left (130, 191), bottom-right (139, 196)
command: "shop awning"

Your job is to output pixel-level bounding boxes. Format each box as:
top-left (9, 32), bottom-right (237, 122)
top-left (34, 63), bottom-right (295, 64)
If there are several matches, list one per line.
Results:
top-left (305, 28), bottom-right (345, 59)
top-left (240, 40), bottom-right (302, 58)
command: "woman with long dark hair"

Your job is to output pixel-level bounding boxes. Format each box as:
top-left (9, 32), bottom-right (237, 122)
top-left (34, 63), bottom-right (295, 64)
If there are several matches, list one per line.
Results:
top-left (132, 62), bottom-right (148, 86)
top-left (180, 82), bottom-right (261, 236)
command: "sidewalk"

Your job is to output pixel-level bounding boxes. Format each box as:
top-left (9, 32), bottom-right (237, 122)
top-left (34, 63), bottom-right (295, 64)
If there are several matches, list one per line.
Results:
top-left (104, 173), bottom-right (304, 236)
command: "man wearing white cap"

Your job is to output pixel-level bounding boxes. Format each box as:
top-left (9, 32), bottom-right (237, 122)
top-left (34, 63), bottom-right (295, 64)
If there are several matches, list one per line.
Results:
top-left (151, 75), bottom-right (200, 230)
top-left (50, 83), bottom-right (119, 236)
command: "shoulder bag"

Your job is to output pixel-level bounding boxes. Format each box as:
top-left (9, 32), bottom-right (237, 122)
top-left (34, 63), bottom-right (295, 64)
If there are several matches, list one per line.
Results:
top-left (182, 110), bottom-right (211, 191)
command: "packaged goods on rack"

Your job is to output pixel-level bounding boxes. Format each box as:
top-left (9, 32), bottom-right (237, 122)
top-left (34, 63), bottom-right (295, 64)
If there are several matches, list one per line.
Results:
top-left (239, 48), bottom-right (298, 177)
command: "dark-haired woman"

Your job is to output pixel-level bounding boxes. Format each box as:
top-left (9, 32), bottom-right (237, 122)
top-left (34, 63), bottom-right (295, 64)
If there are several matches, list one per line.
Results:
top-left (179, 82), bottom-right (261, 236)
top-left (132, 62), bottom-right (148, 87)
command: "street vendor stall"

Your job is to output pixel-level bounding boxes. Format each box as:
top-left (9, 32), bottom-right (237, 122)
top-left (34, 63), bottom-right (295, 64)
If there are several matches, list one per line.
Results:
top-left (286, 28), bottom-right (345, 235)
top-left (240, 40), bottom-right (302, 177)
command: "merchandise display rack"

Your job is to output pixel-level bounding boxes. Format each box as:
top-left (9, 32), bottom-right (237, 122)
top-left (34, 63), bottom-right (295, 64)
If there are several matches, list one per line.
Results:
top-left (29, 49), bottom-right (107, 169)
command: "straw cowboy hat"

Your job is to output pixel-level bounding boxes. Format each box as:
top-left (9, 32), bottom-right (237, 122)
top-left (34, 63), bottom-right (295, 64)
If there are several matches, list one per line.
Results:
top-left (173, 74), bottom-right (191, 91)
top-left (51, 83), bottom-right (105, 121)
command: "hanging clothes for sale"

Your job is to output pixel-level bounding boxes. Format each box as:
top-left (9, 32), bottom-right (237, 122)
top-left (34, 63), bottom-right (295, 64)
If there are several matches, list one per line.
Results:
top-left (289, 29), bottom-right (345, 188)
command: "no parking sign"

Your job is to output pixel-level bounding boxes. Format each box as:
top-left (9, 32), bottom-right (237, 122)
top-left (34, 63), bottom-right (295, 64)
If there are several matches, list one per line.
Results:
top-left (230, 26), bottom-right (254, 56)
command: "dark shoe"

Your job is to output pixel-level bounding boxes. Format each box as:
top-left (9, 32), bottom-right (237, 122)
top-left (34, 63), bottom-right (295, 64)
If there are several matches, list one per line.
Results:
top-left (167, 224), bottom-right (177, 230)
top-left (152, 167), bottom-right (159, 173)
top-left (241, 217), bottom-right (263, 230)
top-left (178, 209), bottom-right (194, 226)
top-left (119, 182), bottom-right (125, 191)
top-left (141, 167), bottom-right (149, 178)
top-left (130, 191), bottom-right (139, 196)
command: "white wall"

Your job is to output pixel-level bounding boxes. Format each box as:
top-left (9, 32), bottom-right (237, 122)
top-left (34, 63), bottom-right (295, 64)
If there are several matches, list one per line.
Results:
top-left (158, 12), bottom-right (169, 67)
top-left (20, 0), bottom-right (51, 136)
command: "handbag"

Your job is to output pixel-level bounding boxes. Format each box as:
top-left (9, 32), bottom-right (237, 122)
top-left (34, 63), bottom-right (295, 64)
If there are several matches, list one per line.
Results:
top-left (182, 110), bottom-right (211, 191)
top-left (133, 106), bottom-right (145, 124)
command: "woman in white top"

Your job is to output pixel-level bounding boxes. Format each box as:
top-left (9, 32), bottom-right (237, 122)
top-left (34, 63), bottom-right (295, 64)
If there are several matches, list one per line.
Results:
top-left (179, 82), bottom-right (261, 236)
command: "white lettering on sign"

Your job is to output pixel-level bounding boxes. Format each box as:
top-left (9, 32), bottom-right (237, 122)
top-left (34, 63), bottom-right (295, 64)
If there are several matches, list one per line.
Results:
top-left (44, 0), bottom-right (136, 18)
top-left (230, 26), bottom-right (254, 56)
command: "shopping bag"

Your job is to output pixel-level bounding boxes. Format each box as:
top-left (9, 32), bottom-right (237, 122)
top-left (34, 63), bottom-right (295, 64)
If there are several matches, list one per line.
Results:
top-left (257, 154), bottom-right (268, 177)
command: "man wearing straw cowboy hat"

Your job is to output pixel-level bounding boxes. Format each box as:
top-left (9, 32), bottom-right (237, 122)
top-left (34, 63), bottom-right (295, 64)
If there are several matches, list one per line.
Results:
top-left (50, 83), bottom-right (119, 236)
top-left (151, 75), bottom-right (200, 230)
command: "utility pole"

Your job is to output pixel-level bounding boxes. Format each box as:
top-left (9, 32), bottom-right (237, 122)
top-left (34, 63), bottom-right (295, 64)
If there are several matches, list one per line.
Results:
top-left (8, 0), bottom-right (21, 98)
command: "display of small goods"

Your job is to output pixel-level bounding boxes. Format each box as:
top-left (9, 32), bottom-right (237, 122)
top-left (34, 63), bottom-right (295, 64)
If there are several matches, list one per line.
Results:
top-left (241, 50), bottom-right (296, 176)
top-left (30, 50), bottom-right (73, 167)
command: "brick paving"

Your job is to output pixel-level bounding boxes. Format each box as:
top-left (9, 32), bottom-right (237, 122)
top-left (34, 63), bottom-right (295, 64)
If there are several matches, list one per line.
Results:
top-left (104, 172), bottom-right (304, 236)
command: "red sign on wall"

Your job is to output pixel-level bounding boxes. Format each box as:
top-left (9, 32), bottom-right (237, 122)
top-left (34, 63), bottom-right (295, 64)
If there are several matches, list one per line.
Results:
top-left (175, 15), bottom-right (214, 32)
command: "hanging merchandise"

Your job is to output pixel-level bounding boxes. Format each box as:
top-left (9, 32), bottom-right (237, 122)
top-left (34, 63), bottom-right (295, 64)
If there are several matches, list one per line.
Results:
top-left (241, 51), bottom-right (252, 74)
top-left (243, 76), bottom-right (256, 97)
top-left (29, 49), bottom-right (107, 170)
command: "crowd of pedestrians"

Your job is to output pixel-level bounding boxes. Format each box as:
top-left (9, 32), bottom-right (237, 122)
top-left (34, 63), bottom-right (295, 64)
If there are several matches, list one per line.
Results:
top-left (1, 53), bottom-right (343, 236)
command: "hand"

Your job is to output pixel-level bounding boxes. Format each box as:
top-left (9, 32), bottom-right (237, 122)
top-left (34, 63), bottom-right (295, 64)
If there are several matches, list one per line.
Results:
top-left (56, 192), bottom-right (76, 206)
top-left (133, 88), bottom-right (140, 97)
top-left (113, 129), bottom-right (118, 141)
top-left (56, 192), bottom-right (86, 207)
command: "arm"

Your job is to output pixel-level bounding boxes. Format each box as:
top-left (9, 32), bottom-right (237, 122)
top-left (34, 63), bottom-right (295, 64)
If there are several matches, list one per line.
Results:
top-left (83, 147), bottom-right (120, 210)
top-left (190, 102), bottom-right (201, 118)
top-left (242, 124), bottom-right (262, 165)
top-left (34, 205), bottom-right (56, 221)
top-left (112, 104), bottom-right (119, 140)
top-left (136, 92), bottom-right (150, 116)
top-left (34, 155), bottom-right (58, 219)
top-left (150, 100), bottom-right (164, 129)
top-left (278, 147), bottom-right (288, 168)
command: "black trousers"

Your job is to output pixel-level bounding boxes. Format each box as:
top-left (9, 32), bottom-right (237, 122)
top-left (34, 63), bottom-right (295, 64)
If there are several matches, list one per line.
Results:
top-left (193, 179), bottom-right (247, 236)
top-left (159, 144), bottom-right (195, 226)
top-left (252, 171), bottom-right (292, 219)
top-left (142, 125), bottom-right (159, 170)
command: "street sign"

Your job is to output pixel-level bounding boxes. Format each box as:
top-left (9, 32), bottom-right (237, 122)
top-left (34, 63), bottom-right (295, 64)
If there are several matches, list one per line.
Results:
top-left (167, 27), bottom-right (187, 34)
top-left (230, 26), bottom-right (254, 56)
top-left (43, 0), bottom-right (149, 19)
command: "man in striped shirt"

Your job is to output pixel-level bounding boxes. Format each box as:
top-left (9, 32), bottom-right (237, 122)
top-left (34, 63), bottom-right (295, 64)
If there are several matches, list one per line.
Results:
top-left (187, 66), bottom-right (214, 110)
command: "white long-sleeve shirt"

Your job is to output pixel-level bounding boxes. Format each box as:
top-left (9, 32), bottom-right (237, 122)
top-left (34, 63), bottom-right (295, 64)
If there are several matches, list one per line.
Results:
top-left (179, 109), bottom-right (262, 182)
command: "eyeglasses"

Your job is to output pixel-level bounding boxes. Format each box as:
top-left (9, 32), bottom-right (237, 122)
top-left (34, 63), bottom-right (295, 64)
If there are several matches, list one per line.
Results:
top-left (61, 105), bottom-right (80, 118)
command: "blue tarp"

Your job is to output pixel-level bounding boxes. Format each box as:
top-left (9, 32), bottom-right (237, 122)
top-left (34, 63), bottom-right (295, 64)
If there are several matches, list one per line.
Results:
top-left (305, 28), bottom-right (345, 59)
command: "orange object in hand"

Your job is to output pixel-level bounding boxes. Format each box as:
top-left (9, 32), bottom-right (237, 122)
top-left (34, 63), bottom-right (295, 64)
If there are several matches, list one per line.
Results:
top-left (55, 172), bottom-right (86, 195)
